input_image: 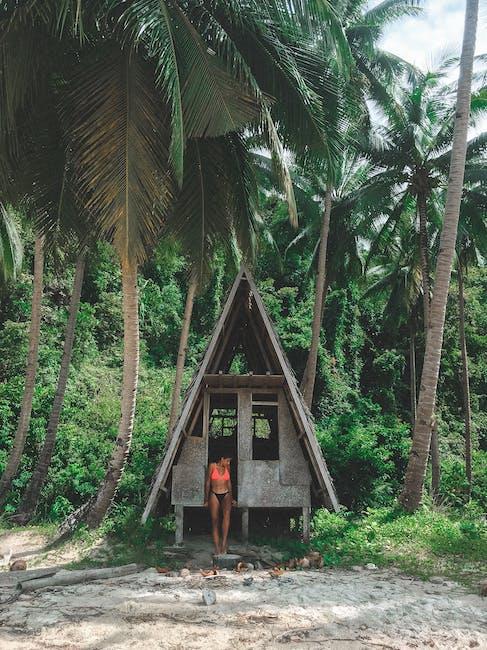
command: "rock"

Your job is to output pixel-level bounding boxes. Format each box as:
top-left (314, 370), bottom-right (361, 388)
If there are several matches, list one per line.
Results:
top-left (351, 565), bottom-right (363, 572)
top-left (213, 553), bottom-right (242, 570)
top-left (202, 588), bottom-right (216, 606)
top-left (365, 563), bottom-right (378, 570)
top-left (180, 568), bottom-right (190, 578)
top-left (255, 561), bottom-right (263, 570)
top-left (243, 577), bottom-right (254, 586)
top-left (297, 557), bottom-right (310, 569)
top-left (9, 559), bottom-right (27, 571)
top-left (479, 579), bottom-right (487, 597)
top-left (246, 562), bottom-right (254, 571)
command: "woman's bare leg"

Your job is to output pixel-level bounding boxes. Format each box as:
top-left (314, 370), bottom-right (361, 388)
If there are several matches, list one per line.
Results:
top-left (221, 493), bottom-right (232, 554)
top-left (209, 493), bottom-right (221, 554)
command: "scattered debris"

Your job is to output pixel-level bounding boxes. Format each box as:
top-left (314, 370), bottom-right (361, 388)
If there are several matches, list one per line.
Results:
top-left (202, 588), bottom-right (216, 606)
top-left (180, 568), bottom-right (191, 578)
top-left (155, 566), bottom-right (170, 574)
top-left (9, 559), bottom-right (27, 572)
top-left (200, 568), bottom-right (218, 577)
top-left (243, 577), bottom-right (254, 586)
top-left (269, 568), bottom-right (284, 579)
top-left (365, 563), bottom-right (378, 570)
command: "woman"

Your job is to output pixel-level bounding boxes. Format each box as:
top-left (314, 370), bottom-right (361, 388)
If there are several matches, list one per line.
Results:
top-left (204, 456), bottom-right (236, 554)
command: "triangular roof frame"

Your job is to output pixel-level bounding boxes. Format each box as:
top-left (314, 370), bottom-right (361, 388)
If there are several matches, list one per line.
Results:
top-left (142, 266), bottom-right (339, 522)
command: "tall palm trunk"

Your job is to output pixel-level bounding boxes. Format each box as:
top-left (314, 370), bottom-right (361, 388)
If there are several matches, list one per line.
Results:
top-left (417, 193), bottom-right (431, 333)
top-left (418, 191), bottom-right (441, 497)
top-left (167, 273), bottom-right (197, 438)
top-left (86, 258), bottom-right (139, 528)
top-left (409, 316), bottom-right (417, 427)
top-left (0, 235), bottom-right (44, 505)
top-left (15, 250), bottom-right (86, 522)
top-left (301, 186), bottom-right (332, 407)
top-left (399, 0), bottom-right (478, 512)
top-left (457, 259), bottom-right (472, 492)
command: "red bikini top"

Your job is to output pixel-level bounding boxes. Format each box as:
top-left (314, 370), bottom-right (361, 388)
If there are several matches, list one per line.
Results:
top-left (210, 465), bottom-right (230, 481)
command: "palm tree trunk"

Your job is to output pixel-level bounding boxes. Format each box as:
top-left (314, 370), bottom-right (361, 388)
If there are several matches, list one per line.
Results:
top-left (86, 257), bottom-right (139, 528)
top-left (0, 235), bottom-right (44, 506)
top-left (418, 191), bottom-right (441, 497)
top-left (417, 193), bottom-right (430, 333)
top-left (409, 316), bottom-right (417, 427)
top-left (15, 250), bottom-right (86, 522)
top-left (399, 0), bottom-right (478, 512)
top-left (167, 273), bottom-right (197, 438)
top-left (301, 186), bottom-right (332, 407)
top-left (457, 259), bottom-right (473, 492)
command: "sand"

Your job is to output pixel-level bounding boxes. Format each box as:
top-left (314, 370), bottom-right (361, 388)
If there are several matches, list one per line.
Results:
top-left (1, 565), bottom-right (486, 649)
top-left (0, 528), bottom-right (486, 649)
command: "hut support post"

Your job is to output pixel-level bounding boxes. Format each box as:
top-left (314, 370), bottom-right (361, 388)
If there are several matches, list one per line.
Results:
top-left (302, 507), bottom-right (311, 543)
top-left (241, 508), bottom-right (249, 543)
top-left (175, 505), bottom-right (184, 545)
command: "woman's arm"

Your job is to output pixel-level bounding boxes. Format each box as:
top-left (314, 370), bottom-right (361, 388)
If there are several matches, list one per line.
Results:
top-left (204, 464), bottom-right (212, 506)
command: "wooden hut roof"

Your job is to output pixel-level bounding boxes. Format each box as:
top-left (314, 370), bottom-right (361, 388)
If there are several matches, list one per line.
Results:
top-left (142, 267), bottom-right (339, 522)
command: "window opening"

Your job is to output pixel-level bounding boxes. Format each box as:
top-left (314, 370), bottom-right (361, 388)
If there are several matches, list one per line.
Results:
top-left (252, 394), bottom-right (279, 460)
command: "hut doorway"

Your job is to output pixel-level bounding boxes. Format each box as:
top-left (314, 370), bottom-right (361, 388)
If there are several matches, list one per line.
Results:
top-left (208, 393), bottom-right (238, 500)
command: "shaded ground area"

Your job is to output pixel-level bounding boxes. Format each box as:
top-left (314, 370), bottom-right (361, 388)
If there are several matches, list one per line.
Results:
top-left (0, 528), bottom-right (486, 649)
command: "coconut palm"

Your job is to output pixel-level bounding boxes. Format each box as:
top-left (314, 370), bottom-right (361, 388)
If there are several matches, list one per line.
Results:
top-left (12, 247), bottom-right (87, 523)
top-left (1, 0), bottom-right (351, 526)
top-left (399, 0), bottom-right (480, 511)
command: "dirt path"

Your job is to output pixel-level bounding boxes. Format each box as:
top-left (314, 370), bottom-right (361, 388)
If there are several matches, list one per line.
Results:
top-left (1, 565), bottom-right (486, 649)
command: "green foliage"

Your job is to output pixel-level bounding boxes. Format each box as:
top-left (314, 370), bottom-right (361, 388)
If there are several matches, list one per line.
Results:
top-left (310, 506), bottom-right (487, 585)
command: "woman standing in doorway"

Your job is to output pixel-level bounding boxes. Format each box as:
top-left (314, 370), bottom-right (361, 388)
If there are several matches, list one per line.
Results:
top-left (204, 457), bottom-right (236, 554)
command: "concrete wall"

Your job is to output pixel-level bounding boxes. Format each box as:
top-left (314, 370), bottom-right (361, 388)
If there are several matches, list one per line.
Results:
top-left (172, 387), bottom-right (311, 508)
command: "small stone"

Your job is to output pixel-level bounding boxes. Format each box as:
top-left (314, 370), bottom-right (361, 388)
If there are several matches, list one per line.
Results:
top-left (243, 577), bottom-right (254, 586)
top-left (246, 563), bottom-right (254, 571)
top-left (351, 565), bottom-right (363, 572)
top-left (202, 588), bottom-right (216, 606)
top-left (9, 559), bottom-right (27, 571)
top-left (365, 563), bottom-right (378, 570)
top-left (180, 568), bottom-right (190, 578)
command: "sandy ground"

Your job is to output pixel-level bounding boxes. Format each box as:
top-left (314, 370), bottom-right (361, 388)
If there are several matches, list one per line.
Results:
top-left (0, 531), bottom-right (486, 649)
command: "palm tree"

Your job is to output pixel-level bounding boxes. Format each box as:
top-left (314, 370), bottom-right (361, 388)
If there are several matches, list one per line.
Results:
top-left (362, 59), bottom-right (486, 496)
top-left (0, 234), bottom-right (44, 504)
top-left (399, 0), bottom-right (480, 511)
top-left (299, 0), bottom-right (423, 407)
top-left (13, 248), bottom-right (87, 522)
top-left (1, 0), bottom-right (351, 526)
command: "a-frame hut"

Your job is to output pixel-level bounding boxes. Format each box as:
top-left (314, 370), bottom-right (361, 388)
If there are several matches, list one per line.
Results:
top-left (143, 267), bottom-right (339, 543)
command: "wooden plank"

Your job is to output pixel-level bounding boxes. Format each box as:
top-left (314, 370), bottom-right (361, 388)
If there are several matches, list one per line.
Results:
top-left (203, 374), bottom-right (284, 388)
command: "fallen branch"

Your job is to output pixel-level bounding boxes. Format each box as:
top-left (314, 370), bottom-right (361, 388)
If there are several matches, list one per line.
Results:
top-left (18, 563), bottom-right (143, 593)
top-left (0, 566), bottom-right (58, 587)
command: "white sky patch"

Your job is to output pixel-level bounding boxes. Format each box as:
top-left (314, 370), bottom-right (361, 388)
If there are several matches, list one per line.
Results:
top-left (376, 0), bottom-right (486, 70)
top-left (372, 0), bottom-right (487, 133)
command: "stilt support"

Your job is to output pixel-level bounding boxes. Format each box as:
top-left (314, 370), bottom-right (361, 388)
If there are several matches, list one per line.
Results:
top-left (302, 506), bottom-right (311, 543)
top-left (241, 508), bottom-right (249, 543)
top-left (175, 505), bottom-right (184, 545)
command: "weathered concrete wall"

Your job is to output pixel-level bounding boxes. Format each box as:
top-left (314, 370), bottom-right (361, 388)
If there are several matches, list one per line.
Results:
top-left (172, 387), bottom-right (311, 508)
top-left (172, 463), bottom-right (205, 505)
top-left (278, 391), bottom-right (311, 486)
top-left (238, 460), bottom-right (310, 507)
